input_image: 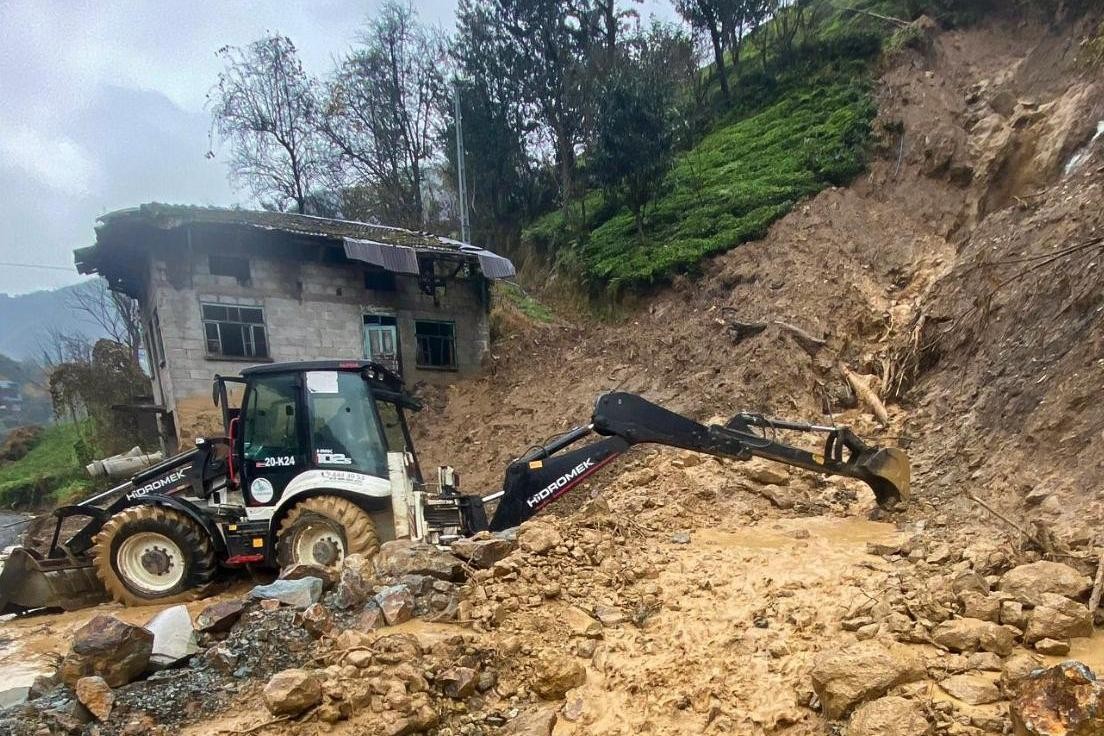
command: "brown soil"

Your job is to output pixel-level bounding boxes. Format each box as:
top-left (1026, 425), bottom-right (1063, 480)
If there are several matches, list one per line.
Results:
top-left (6, 12), bottom-right (1104, 736)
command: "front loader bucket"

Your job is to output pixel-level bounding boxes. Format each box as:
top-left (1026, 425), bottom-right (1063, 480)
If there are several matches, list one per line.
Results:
top-left (861, 447), bottom-right (911, 510)
top-left (0, 547), bottom-right (107, 615)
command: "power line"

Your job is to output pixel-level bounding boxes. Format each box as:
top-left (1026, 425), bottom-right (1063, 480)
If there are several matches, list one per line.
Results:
top-left (0, 261), bottom-right (75, 272)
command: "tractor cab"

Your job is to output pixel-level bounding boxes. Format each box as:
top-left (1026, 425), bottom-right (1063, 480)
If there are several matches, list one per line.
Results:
top-left (213, 361), bottom-right (424, 513)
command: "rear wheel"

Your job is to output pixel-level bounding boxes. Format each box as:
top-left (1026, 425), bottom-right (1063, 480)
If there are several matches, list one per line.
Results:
top-left (277, 496), bottom-right (379, 569)
top-left (92, 506), bottom-right (217, 607)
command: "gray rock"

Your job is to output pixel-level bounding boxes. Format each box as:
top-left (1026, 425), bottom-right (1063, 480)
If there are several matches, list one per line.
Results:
top-left (333, 553), bottom-right (374, 609)
top-left (375, 540), bottom-right (464, 581)
top-left (250, 577), bottom-right (322, 609)
top-left (144, 604), bottom-right (199, 670)
top-left (594, 605), bottom-right (626, 626)
top-left (450, 535), bottom-right (516, 568)
top-left (670, 531), bottom-right (691, 544)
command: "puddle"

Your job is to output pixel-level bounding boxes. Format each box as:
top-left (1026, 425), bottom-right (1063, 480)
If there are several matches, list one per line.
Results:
top-left (1044, 630), bottom-right (1104, 673)
top-left (695, 517), bottom-right (901, 551)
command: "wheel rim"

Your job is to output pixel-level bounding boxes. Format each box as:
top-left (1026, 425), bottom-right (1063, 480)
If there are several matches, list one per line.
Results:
top-left (116, 532), bottom-right (186, 593)
top-left (292, 521), bottom-right (346, 567)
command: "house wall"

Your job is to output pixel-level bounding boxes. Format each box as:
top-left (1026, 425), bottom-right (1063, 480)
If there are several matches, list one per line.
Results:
top-left (140, 247), bottom-right (489, 445)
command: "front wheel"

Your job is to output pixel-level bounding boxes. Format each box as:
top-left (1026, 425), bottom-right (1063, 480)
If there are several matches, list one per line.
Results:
top-left (276, 496), bottom-right (379, 569)
top-left (91, 506), bottom-right (217, 606)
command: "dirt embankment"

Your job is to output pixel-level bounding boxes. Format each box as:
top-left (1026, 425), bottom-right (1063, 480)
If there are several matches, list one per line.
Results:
top-left (6, 12), bottom-right (1104, 736)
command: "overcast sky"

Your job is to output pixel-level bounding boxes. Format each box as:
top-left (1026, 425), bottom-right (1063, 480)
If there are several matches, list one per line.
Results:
top-left (0, 0), bottom-right (677, 297)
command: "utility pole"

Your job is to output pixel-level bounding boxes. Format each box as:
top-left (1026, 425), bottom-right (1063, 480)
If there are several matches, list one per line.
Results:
top-left (454, 83), bottom-right (471, 243)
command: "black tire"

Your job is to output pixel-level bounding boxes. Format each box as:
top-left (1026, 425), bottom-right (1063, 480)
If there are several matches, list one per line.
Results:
top-left (91, 505), bottom-right (218, 607)
top-left (276, 495), bottom-right (379, 569)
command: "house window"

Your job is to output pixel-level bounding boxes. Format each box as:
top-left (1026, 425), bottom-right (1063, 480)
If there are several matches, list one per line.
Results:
top-left (415, 320), bottom-right (457, 370)
top-left (202, 303), bottom-right (269, 359)
top-left (364, 269), bottom-right (397, 292)
top-left (209, 254), bottom-right (251, 284)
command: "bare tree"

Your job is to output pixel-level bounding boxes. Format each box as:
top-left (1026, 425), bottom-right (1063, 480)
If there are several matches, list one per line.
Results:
top-left (319, 2), bottom-right (448, 228)
top-left (209, 34), bottom-right (327, 213)
top-left (66, 280), bottom-right (142, 365)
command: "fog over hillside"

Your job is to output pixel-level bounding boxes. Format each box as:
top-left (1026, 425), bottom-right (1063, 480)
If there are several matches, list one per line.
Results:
top-left (0, 281), bottom-right (110, 360)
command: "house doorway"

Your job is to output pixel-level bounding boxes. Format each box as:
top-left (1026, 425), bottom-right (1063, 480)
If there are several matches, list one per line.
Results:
top-left (364, 315), bottom-right (401, 376)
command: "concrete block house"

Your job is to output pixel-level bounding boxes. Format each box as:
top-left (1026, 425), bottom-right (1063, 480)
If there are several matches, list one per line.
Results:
top-left (75, 204), bottom-right (514, 450)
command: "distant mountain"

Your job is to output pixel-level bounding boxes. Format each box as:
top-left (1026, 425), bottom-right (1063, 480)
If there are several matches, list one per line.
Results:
top-left (0, 281), bottom-right (110, 360)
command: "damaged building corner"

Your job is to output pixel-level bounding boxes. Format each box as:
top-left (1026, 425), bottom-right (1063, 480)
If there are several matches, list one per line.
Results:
top-left (73, 203), bottom-right (515, 452)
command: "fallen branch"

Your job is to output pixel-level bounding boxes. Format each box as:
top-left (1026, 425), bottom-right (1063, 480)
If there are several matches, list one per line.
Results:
top-left (719, 310), bottom-right (827, 354)
top-left (838, 363), bottom-right (890, 426)
top-left (841, 6), bottom-right (909, 27)
top-left (1089, 545), bottom-right (1104, 615)
top-left (966, 492), bottom-right (1049, 551)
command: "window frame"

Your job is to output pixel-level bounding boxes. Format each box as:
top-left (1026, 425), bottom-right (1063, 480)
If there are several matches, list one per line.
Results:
top-left (414, 319), bottom-right (458, 371)
top-left (201, 302), bottom-right (270, 361)
top-left (208, 254), bottom-right (252, 284)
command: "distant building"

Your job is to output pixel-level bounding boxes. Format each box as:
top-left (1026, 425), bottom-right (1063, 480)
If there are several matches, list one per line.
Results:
top-left (75, 204), bottom-right (514, 450)
top-left (0, 379), bottom-right (21, 417)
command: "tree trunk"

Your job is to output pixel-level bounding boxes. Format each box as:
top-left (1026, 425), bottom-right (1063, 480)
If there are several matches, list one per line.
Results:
top-left (708, 25), bottom-right (729, 101)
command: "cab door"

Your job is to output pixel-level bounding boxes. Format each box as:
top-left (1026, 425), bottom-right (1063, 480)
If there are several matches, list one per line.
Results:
top-left (238, 372), bottom-right (306, 506)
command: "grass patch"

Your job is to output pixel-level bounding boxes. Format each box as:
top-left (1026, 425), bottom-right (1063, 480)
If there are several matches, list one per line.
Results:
top-left (0, 423), bottom-right (91, 509)
top-left (571, 70), bottom-right (875, 291)
top-left (497, 282), bottom-right (554, 323)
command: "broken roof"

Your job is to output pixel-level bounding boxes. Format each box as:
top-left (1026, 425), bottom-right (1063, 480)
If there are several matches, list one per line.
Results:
top-left (74, 203), bottom-right (515, 292)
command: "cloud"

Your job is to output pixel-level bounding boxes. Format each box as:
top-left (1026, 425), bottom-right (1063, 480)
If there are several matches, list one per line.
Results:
top-left (0, 123), bottom-right (98, 196)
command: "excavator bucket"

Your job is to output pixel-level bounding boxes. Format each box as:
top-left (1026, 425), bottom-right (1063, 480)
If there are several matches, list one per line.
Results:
top-left (0, 547), bottom-right (107, 615)
top-left (860, 447), bottom-right (911, 509)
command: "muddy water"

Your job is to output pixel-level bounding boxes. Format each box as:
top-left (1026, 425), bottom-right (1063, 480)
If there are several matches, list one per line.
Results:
top-left (0, 511), bottom-right (31, 549)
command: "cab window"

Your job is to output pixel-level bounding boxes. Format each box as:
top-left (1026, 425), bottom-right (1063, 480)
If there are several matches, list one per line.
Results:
top-left (242, 374), bottom-right (301, 462)
top-left (306, 371), bottom-right (388, 478)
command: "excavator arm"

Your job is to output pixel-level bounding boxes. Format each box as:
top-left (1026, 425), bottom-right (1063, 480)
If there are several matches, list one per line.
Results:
top-left (485, 392), bottom-right (909, 531)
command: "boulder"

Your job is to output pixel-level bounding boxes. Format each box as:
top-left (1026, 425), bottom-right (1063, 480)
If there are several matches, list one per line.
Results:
top-left (532, 652), bottom-right (586, 700)
top-left (144, 605), bottom-right (199, 670)
top-left (562, 606), bottom-right (603, 639)
top-left (501, 704), bottom-right (559, 735)
top-left (846, 695), bottom-right (930, 736)
top-left (357, 604), bottom-right (385, 631)
top-left (742, 459), bottom-right (790, 485)
top-left (1035, 638), bottom-right (1071, 656)
top-left (280, 562), bottom-right (337, 589)
top-left (333, 553), bottom-right (374, 609)
top-left (60, 615), bottom-right (154, 688)
top-left (960, 592), bottom-right (1000, 622)
top-left (262, 669), bottom-right (323, 716)
top-left (298, 603), bottom-right (334, 637)
top-left (931, 618), bottom-right (1015, 655)
top-left (1001, 600), bottom-right (1028, 630)
top-left (437, 667), bottom-right (478, 699)
top-left (376, 585), bottom-right (416, 626)
top-left (809, 641), bottom-right (925, 719)
top-left (1002, 652), bottom-right (1044, 693)
top-left (999, 562), bottom-right (1092, 605)
top-left (450, 535), bottom-right (515, 569)
top-left (951, 572), bottom-right (990, 596)
top-left (1024, 594), bottom-right (1093, 644)
top-left (249, 577), bottom-right (322, 609)
top-left (194, 598), bottom-right (245, 633)
top-left (594, 605), bottom-right (625, 627)
top-left (517, 522), bottom-right (563, 555)
top-left (376, 540), bottom-right (464, 581)
top-left (75, 676), bottom-right (114, 721)
top-left (1012, 662), bottom-right (1104, 735)
top-left (939, 674), bottom-right (1002, 705)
